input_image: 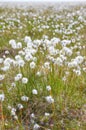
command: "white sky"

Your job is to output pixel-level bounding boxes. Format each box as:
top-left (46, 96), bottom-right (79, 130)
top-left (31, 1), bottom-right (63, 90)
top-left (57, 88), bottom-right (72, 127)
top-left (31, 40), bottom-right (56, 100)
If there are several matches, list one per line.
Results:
top-left (0, 0), bottom-right (86, 2)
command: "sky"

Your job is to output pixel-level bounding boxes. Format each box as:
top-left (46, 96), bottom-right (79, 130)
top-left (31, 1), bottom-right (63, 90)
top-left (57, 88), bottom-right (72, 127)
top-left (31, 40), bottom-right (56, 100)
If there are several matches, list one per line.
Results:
top-left (0, 0), bottom-right (86, 2)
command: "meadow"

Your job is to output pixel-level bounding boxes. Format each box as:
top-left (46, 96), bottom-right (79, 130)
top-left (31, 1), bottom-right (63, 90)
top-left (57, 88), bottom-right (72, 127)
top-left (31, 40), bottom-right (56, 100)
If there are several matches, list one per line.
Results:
top-left (0, 2), bottom-right (86, 130)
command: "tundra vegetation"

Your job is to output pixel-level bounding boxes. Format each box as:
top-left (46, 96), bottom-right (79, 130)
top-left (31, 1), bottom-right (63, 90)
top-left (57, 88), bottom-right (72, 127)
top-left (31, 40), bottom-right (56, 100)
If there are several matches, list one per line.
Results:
top-left (0, 2), bottom-right (86, 130)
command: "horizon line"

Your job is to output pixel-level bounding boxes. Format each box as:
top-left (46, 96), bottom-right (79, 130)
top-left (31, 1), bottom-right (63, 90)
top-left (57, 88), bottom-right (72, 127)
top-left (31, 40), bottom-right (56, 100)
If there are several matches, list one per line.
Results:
top-left (0, 0), bottom-right (86, 2)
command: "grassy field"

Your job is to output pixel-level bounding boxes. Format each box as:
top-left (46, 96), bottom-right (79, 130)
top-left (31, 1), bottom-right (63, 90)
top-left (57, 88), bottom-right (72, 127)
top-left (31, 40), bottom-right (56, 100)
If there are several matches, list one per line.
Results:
top-left (0, 2), bottom-right (86, 130)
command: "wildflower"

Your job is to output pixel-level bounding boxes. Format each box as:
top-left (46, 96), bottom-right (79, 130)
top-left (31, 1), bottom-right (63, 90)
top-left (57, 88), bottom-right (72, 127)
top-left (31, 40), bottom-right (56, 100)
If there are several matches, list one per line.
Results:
top-left (15, 55), bottom-right (22, 61)
top-left (22, 77), bottom-right (28, 84)
top-left (13, 115), bottom-right (18, 120)
top-left (4, 58), bottom-right (12, 65)
top-left (33, 123), bottom-right (40, 130)
top-left (17, 59), bottom-right (25, 67)
top-left (45, 95), bottom-right (54, 104)
top-left (17, 42), bottom-right (22, 49)
top-left (68, 61), bottom-right (78, 68)
top-left (11, 108), bottom-right (16, 116)
top-left (32, 89), bottom-right (38, 95)
top-left (30, 113), bottom-right (35, 118)
top-left (51, 37), bottom-right (60, 46)
top-left (75, 56), bottom-right (84, 64)
top-left (61, 40), bottom-right (71, 46)
top-left (74, 70), bottom-right (81, 76)
top-left (1, 66), bottom-right (10, 72)
top-left (0, 74), bottom-right (5, 81)
top-left (9, 39), bottom-right (17, 49)
top-left (14, 73), bottom-right (22, 81)
top-left (44, 62), bottom-right (50, 69)
top-left (62, 47), bottom-right (72, 56)
top-left (55, 57), bottom-right (63, 66)
top-left (45, 112), bottom-right (50, 117)
top-left (60, 54), bottom-right (67, 61)
top-left (11, 82), bottom-right (16, 87)
top-left (11, 111), bottom-right (16, 116)
top-left (17, 103), bottom-right (23, 110)
top-left (5, 50), bottom-right (10, 55)
top-left (0, 93), bottom-right (5, 101)
top-left (25, 54), bottom-right (33, 61)
top-left (30, 61), bottom-right (36, 69)
top-left (9, 39), bottom-right (16, 45)
top-left (24, 36), bottom-right (32, 43)
top-left (46, 85), bottom-right (51, 91)
top-left (21, 96), bottom-right (29, 102)
top-left (18, 50), bottom-right (25, 56)
top-left (36, 71), bottom-right (41, 76)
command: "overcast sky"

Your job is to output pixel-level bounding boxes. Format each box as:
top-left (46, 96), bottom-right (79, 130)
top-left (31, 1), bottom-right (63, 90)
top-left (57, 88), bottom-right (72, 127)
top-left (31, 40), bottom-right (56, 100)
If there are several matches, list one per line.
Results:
top-left (0, 0), bottom-right (86, 2)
